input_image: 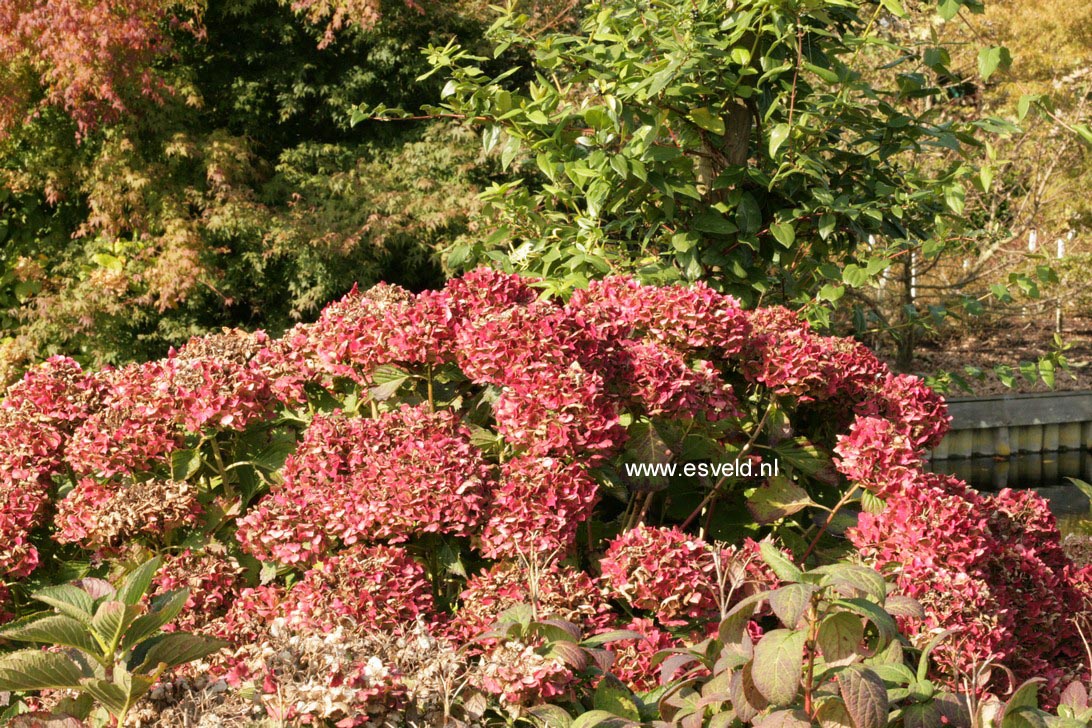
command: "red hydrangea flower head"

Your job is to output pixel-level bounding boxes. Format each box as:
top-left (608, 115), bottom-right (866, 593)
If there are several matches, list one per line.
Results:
top-left (237, 405), bottom-right (492, 564)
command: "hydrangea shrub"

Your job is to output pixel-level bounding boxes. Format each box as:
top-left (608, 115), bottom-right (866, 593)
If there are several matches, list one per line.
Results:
top-left (0, 269), bottom-right (1088, 723)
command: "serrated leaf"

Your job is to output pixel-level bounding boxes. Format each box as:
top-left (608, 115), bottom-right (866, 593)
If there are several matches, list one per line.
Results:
top-left (32, 585), bottom-right (96, 623)
top-left (759, 541), bottom-right (802, 582)
top-left (133, 632), bottom-right (227, 673)
top-left (531, 620), bottom-right (582, 644)
top-left (818, 563), bottom-right (887, 603)
top-left (90, 601), bottom-right (141, 652)
top-left (370, 376), bottom-right (408, 402)
top-left (529, 704), bottom-right (574, 728)
top-left (729, 662), bottom-right (770, 723)
top-left (171, 449), bottom-right (202, 481)
top-left (902, 701), bottom-right (944, 728)
top-left (718, 592), bottom-right (766, 644)
top-left (1059, 681), bottom-right (1089, 710)
top-left (817, 611), bottom-right (864, 665)
top-left (546, 641), bottom-right (588, 672)
top-left (833, 599), bottom-right (897, 649)
top-left (839, 666), bottom-right (888, 728)
top-left (583, 629), bottom-right (645, 647)
top-left (884, 594), bottom-right (924, 619)
top-left (880, 0), bottom-right (907, 16)
top-left (756, 710), bottom-right (812, 727)
top-left (594, 675), bottom-right (641, 721)
top-left (570, 709), bottom-right (633, 728)
top-left (79, 679), bottom-right (130, 717)
top-left (768, 583), bottom-right (818, 629)
top-left (748, 477), bottom-right (815, 524)
top-left (116, 557), bottom-right (163, 606)
top-left (752, 629), bottom-right (807, 706)
top-left (0, 615), bottom-right (100, 656)
top-left (978, 46), bottom-right (1011, 81)
top-left (0, 650), bottom-right (85, 691)
top-left (1004, 679), bottom-right (1044, 715)
top-left (816, 698), bottom-right (855, 728)
top-left (121, 589), bottom-right (190, 651)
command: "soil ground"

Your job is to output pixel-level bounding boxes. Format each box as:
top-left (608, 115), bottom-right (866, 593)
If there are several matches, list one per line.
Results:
top-left (899, 313), bottom-right (1092, 397)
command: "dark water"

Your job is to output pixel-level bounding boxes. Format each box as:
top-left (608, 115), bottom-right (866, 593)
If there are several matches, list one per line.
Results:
top-left (927, 450), bottom-right (1092, 536)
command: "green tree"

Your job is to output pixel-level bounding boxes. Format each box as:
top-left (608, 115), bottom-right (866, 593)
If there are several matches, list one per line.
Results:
top-left (0, 0), bottom-right (498, 379)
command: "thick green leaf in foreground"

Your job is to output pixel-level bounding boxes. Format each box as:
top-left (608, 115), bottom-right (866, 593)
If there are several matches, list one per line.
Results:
top-left (838, 666), bottom-right (889, 728)
top-left (133, 632), bottom-right (227, 672)
top-left (752, 628), bottom-right (807, 706)
top-left (0, 650), bottom-right (85, 691)
top-left (0, 614), bottom-right (100, 656)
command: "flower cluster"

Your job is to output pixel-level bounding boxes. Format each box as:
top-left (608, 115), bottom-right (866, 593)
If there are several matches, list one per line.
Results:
top-left (150, 549), bottom-right (245, 634)
top-left (452, 561), bottom-right (613, 641)
top-left (221, 544), bottom-right (437, 652)
top-left (236, 405), bottom-right (492, 564)
top-left (0, 357), bottom-right (103, 577)
top-left (599, 525), bottom-right (775, 628)
top-left (54, 477), bottom-right (201, 550)
top-left (850, 474), bottom-right (1089, 692)
top-left (478, 456), bottom-right (599, 559)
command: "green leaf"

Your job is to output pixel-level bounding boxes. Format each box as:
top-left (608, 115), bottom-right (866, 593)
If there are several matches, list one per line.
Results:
top-left (978, 46), bottom-right (1012, 81)
top-left (0, 615), bottom-right (100, 657)
top-left (769, 123), bottom-right (790, 157)
top-left (755, 709), bottom-right (812, 727)
top-left (842, 264), bottom-right (869, 288)
top-left (944, 184), bottom-right (965, 215)
top-left (593, 675), bottom-right (641, 721)
top-left (768, 583), bottom-right (819, 629)
top-left (736, 193), bottom-right (762, 235)
top-left (883, 594), bottom-right (924, 620)
top-left (729, 662), bottom-right (770, 722)
top-left (90, 601), bottom-right (141, 653)
top-left (815, 698), bottom-right (855, 727)
top-left (32, 585), bottom-right (97, 623)
top-left (880, 0), bottom-right (907, 17)
top-left (832, 598), bottom-right (898, 648)
top-left (689, 107), bottom-right (725, 135)
top-left (529, 705), bottom-right (574, 728)
top-left (770, 221), bottom-right (795, 248)
top-left (171, 449), bottom-right (202, 481)
top-left (133, 633), bottom-right (228, 673)
top-left (816, 563), bottom-right (887, 603)
top-left (116, 557), bottom-right (163, 606)
top-left (937, 0), bottom-right (961, 20)
top-left (121, 589), bottom-right (190, 651)
top-left (747, 476), bottom-right (815, 524)
top-left (79, 679), bottom-right (130, 718)
top-left (838, 666), bottom-right (889, 728)
top-left (1038, 359), bottom-right (1055, 388)
top-left (570, 710), bottom-right (634, 728)
top-left (1003, 679), bottom-right (1044, 720)
top-left (0, 650), bottom-right (85, 691)
top-left (759, 541), bottom-right (803, 583)
top-left (370, 376), bottom-right (408, 402)
top-left (582, 629), bottom-right (644, 647)
top-left (751, 629), bottom-right (807, 706)
top-left (817, 611), bottom-right (864, 665)
top-left (902, 701), bottom-right (944, 728)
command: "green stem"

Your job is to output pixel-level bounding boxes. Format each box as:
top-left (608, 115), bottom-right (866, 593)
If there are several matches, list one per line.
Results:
top-left (208, 437), bottom-right (234, 499)
top-left (801, 483), bottom-right (861, 563)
